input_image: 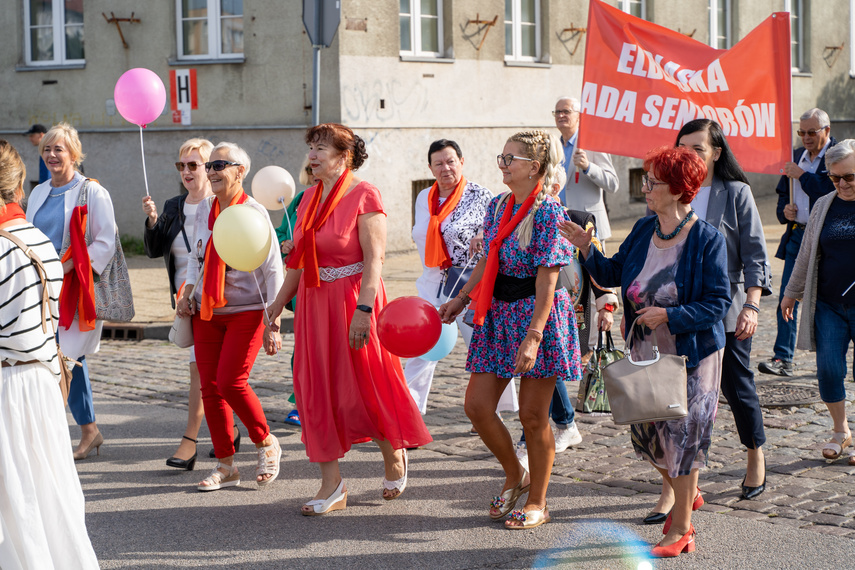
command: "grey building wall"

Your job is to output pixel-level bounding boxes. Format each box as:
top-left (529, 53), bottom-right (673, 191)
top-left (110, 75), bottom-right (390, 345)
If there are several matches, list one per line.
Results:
top-left (3, 0), bottom-right (854, 252)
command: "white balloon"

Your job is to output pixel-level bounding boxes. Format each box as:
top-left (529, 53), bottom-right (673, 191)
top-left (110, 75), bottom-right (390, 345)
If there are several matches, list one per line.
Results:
top-left (251, 166), bottom-right (296, 211)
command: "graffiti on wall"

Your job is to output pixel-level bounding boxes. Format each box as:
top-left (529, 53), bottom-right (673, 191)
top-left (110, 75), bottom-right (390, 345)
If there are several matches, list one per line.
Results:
top-left (342, 79), bottom-right (428, 123)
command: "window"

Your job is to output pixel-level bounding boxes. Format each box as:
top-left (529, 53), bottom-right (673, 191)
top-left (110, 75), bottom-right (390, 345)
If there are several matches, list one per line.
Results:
top-left (24, 0), bottom-right (85, 66)
top-left (176, 0), bottom-right (244, 61)
top-left (620, 0), bottom-right (647, 20)
top-left (709, 0), bottom-right (734, 49)
top-left (505, 0), bottom-right (540, 61)
top-left (400, 0), bottom-right (442, 57)
top-left (787, 0), bottom-right (808, 72)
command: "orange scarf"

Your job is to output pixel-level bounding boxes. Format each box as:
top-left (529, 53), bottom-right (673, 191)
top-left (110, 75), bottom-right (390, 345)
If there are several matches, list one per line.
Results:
top-left (470, 184), bottom-right (541, 326)
top-left (286, 169), bottom-right (354, 288)
top-left (200, 192), bottom-right (249, 321)
top-left (59, 205), bottom-right (97, 331)
top-left (0, 203), bottom-right (26, 225)
top-left (424, 177), bottom-right (467, 269)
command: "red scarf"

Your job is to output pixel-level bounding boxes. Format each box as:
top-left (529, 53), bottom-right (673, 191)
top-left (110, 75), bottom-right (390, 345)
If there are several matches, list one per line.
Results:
top-left (0, 203), bottom-right (26, 225)
top-left (200, 192), bottom-right (249, 321)
top-left (59, 205), bottom-right (97, 331)
top-left (470, 184), bottom-right (541, 326)
top-left (424, 177), bottom-right (467, 269)
top-left (286, 169), bottom-right (354, 287)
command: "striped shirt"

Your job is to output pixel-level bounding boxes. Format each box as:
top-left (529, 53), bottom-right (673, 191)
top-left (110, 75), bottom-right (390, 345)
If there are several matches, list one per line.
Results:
top-left (0, 222), bottom-right (64, 376)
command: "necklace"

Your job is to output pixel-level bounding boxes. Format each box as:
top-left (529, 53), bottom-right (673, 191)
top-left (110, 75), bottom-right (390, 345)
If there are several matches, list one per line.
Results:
top-left (655, 208), bottom-right (695, 240)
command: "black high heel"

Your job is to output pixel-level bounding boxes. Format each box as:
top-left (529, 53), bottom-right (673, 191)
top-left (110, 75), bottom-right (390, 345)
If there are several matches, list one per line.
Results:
top-left (166, 436), bottom-right (198, 471)
top-left (208, 425), bottom-right (241, 458)
top-left (741, 457), bottom-right (767, 500)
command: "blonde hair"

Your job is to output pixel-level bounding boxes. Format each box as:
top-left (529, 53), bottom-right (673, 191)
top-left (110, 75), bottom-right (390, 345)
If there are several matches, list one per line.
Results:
top-left (507, 130), bottom-right (559, 250)
top-left (0, 140), bottom-right (26, 209)
top-left (298, 154), bottom-right (314, 186)
top-left (178, 138), bottom-right (214, 162)
top-left (39, 122), bottom-right (85, 168)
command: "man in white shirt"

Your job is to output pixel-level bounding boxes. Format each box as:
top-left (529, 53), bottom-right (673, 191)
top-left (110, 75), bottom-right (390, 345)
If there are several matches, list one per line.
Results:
top-left (760, 108), bottom-right (837, 376)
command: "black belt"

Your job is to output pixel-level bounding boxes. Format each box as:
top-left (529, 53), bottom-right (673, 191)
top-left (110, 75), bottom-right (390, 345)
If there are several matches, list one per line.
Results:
top-left (792, 223), bottom-right (806, 230)
top-left (493, 274), bottom-right (565, 303)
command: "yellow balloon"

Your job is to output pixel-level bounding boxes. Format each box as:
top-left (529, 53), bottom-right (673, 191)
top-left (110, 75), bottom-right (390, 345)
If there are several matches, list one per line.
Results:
top-left (212, 204), bottom-right (272, 272)
top-left (251, 166), bottom-right (296, 211)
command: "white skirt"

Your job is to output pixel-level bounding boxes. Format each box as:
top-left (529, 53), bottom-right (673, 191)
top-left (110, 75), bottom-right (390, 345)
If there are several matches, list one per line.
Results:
top-left (0, 363), bottom-right (99, 570)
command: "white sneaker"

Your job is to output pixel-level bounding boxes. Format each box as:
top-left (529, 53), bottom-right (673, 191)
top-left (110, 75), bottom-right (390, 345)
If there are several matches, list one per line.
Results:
top-left (554, 421), bottom-right (582, 453)
top-left (515, 441), bottom-right (529, 472)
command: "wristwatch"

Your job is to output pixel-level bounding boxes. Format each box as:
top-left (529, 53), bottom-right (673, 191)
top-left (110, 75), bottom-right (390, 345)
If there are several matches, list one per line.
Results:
top-left (356, 304), bottom-right (373, 314)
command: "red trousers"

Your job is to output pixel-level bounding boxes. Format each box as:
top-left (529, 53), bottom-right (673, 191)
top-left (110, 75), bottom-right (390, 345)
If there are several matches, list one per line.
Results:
top-left (193, 310), bottom-right (269, 458)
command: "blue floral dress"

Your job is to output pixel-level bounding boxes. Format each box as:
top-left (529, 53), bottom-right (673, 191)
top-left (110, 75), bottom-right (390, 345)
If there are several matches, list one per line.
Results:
top-left (626, 240), bottom-right (723, 478)
top-left (466, 195), bottom-right (581, 381)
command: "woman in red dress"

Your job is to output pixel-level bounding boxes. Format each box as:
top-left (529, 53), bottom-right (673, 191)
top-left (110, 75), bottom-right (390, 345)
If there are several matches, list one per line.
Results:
top-left (269, 123), bottom-right (432, 516)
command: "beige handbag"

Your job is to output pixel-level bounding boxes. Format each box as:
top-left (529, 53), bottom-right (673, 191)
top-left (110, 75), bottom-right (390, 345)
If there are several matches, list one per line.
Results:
top-left (168, 283), bottom-right (197, 348)
top-left (601, 317), bottom-right (688, 425)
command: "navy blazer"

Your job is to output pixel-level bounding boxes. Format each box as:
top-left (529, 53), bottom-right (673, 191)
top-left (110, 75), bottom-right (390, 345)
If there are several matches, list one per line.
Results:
top-left (143, 193), bottom-right (191, 308)
top-left (774, 137), bottom-right (837, 259)
top-left (583, 216), bottom-right (731, 368)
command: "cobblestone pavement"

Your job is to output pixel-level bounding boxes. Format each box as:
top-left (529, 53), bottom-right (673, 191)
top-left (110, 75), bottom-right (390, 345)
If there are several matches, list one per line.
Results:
top-left (94, 192), bottom-right (855, 541)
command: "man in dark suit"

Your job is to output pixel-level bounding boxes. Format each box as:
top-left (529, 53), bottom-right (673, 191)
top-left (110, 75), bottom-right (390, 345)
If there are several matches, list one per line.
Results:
top-left (24, 124), bottom-right (50, 185)
top-left (759, 108), bottom-right (837, 376)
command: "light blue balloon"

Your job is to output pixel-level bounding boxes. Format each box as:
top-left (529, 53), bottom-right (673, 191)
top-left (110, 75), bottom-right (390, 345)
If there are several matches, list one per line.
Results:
top-left (420, 321), bottom-right (459, 361)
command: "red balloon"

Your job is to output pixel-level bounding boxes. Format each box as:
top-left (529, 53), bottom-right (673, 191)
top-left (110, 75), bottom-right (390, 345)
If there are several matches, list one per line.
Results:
top-left (377, 296), bottom-right (442, 358)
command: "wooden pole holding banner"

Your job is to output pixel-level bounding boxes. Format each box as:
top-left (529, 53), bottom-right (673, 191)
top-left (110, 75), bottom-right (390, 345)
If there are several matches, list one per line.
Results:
top-left (781, 10), bottom-right (795, 206)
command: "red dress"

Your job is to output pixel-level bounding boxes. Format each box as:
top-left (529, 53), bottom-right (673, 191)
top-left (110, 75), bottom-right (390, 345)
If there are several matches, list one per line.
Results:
top-left (292, 181), bottom-right (432, 462)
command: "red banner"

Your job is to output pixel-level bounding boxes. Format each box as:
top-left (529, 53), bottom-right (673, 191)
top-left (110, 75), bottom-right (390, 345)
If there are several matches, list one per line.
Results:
top-left (579, 0), bottom-right (791, 175)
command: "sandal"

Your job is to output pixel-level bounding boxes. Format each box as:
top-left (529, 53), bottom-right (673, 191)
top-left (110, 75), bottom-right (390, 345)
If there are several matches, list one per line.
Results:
top-left (821, 431), bottom-right (852, 460)
top-left (302, 480), bottom-right (347, 516)
top-left (489, 470), bottom-right (530, 520)
top-left (255, 434), bottom-right (281, 488)
top-left (197, 462), bottom-right (240, 492)
top-left (284, 409), bottom-right (301, 427)
top-left (382, 448), bottom-right (408, 500)
top-left (848, 449), bottom-right (855, 467)
top-left (505, 504), bottom-right (551, 530)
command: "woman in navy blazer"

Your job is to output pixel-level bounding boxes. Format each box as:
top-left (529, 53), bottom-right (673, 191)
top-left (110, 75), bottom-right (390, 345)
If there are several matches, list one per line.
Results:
top-left (562, 146), bottom-right (730, 558)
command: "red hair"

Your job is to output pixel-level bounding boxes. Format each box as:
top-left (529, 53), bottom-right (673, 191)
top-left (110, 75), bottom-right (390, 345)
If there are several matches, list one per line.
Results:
top-left (643, 146), bottom-right (707, 204)
top-left (304, 123), bottom-right (368, 171)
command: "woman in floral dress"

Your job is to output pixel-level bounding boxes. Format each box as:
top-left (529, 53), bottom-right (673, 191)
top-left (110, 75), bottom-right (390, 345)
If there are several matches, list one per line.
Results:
top-left (440, 130), bottom-right (580, 530)
top-left (562, 146), bottom-right (730, 558)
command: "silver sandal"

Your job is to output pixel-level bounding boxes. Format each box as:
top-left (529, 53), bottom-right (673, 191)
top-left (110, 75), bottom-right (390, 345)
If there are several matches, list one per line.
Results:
top-left (256, 434), bottom-right (281, 488)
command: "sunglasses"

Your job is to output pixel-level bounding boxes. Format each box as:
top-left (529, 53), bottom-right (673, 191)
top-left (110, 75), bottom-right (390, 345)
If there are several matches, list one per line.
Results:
top-left (175, 161), bottom-right (203, 172)
top-left (497, 154), bottom-right (534, 166)
top-left (204, 160), bottom-right (241, 172)
top-left (796, 128), bottom-right (828, 137)
top-left (829, 173), bottom-right (855, 184)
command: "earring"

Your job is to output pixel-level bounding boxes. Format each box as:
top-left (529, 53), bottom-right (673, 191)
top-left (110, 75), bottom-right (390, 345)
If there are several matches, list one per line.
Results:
top-left (528, 175), bottom-right (532, 180)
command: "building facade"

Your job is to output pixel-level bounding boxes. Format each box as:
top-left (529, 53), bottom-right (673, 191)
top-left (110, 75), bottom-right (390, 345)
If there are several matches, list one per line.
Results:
top-left (2, 0), bottom-right (854, 250)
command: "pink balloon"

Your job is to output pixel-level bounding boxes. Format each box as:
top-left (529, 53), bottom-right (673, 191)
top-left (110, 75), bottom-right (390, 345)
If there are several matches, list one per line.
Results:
top-left (114, 68), bottom-right (166, 127)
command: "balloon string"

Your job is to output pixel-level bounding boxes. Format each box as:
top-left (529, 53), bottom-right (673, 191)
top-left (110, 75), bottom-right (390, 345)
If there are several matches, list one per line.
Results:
top-left (280, 197), bottom-right (293, 236)
top-left (139, 125), bottom-right (150, 197)
top-left (251, 271), bottom-right (279, 358)
top-left (441, 253), bottom-right (477, 305)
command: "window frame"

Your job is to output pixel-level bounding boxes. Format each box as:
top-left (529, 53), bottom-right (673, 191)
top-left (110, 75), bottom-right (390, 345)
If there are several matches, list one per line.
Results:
top-left (504, 0), bottom-right (541, 63)
top-left (788, 0), bottom-right (807, 72)
top-left (709, 0), bottom-right (733, 49)
top-left (399, 0), bottom-right (443, 58)
top-left (620, 0), bottom-right (647, 21)
top-left (23, 0), bottom-right (85, 67)
top-left (175, 0), bottom-right (244, 62)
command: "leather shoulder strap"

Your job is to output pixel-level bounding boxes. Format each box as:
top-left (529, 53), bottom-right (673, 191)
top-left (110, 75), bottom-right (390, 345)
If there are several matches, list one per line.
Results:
top-left (0, 229), bottom-right (53, 334)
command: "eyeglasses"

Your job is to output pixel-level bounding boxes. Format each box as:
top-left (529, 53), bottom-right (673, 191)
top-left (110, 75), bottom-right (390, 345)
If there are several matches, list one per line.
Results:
top-left (175, 161), bottom-right (202, 172)
top-left (204, 160), bottom-right (241, 172)
top-left (641, 175), bottom-right (669, 189)
top-left (829, 173), bottom-right (855, 184)
top-left (497, 154), bottom-right (534, 166)
top-left (552, 109), bottom-right (575, 117)
top-left (797, 127), bottom-right (828, 137)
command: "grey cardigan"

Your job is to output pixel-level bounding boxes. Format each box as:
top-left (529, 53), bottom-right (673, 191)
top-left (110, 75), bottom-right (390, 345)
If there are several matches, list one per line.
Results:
top-left (703, 177), bottom-right (773, 332)
top-left (783, 191), bottom-right (838, 351)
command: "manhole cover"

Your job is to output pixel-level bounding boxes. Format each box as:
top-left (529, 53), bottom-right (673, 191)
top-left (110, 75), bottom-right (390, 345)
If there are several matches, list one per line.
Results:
top-left (719, 381), bottom-right (821, 408)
